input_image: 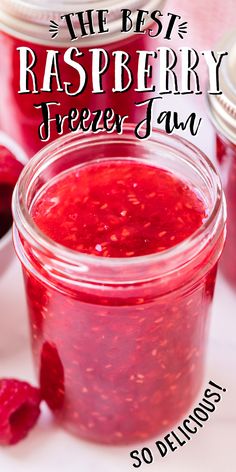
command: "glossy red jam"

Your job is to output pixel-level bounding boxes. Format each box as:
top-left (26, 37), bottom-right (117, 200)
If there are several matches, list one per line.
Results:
top-left (31, 161), bottom-right (207, 256)
top-left (0, 31), bottom-right (152, 157)
top-left (216, 135), bottom-right (236, 286)
top-left (18, 158), bottom-right (221, 444)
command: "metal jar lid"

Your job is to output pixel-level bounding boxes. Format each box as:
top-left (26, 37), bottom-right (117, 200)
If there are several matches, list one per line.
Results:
top-left (0, 0), bottom-right (166, 47)
top-left (208, 30), bottom-right (236, 144)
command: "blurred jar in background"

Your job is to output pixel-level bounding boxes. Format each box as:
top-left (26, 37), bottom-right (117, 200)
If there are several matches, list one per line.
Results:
top-left (0, 131), bottom-right (27, 275)
top-left (0, 0), bottom-right (166, 157)
top-left (208, 30), bottom-right (236, 288)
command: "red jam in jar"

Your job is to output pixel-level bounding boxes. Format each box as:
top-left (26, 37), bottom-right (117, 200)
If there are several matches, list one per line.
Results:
top-left (208, 30), bottom-right (236, 288)
top-left (31, 162), bottom-right (207, 256)
top-left (13, 129), bottom-right (226, 444)
top-left (0, 0), bottom-right (165, 157)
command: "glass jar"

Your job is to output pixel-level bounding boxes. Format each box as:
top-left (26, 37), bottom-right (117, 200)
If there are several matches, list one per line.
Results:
top-left (0, 0), bottom-right (166, 157)
top-left (208, 30), bottom-right (236, 288)
top-left (12, 128), bottom-right (226, 444)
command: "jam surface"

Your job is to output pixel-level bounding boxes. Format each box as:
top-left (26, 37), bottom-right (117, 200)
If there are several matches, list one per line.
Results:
top-left (22, 159), bottom-right (218, 445)
top-left (31, 160), bottom-right (207, 257)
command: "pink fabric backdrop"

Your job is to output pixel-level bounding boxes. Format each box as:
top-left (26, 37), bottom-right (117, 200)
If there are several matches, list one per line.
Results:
top-left (159, 0), bottom-right (236, 99)
top-left (163, 0), bottom-right (236, 49)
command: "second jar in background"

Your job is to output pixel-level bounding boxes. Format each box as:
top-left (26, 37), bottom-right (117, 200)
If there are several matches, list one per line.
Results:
top-left (0, 0), bottom-right (166, 157)
top-left (208, 29), bottom-right (236, 289)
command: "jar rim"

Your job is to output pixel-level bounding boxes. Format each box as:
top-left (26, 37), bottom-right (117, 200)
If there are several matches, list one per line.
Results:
top-left (12, 126), bottom-right (226, 284)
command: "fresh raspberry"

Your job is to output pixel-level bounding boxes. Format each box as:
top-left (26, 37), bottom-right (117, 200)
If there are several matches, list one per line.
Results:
top-left (0, 379), bottom-right (41, 445)
top-left (0, 145), bottom-right (24, 186)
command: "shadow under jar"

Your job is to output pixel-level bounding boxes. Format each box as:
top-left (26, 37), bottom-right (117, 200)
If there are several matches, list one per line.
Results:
top-left (208, 30), bottom-right (236, 289)
top-left (12, 128), bottom-right (226, 444)
top-left (0, 0), bottom-right (166, 157)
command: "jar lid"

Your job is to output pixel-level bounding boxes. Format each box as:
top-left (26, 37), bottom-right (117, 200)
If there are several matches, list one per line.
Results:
top-left (0, 0), bottom-right (166, 47)
top-left (208, 30), bottom-right (236, 144)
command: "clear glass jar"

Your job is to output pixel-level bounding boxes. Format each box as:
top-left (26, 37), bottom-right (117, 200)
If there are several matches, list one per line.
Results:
top-left (12, 128), bottom-right (226, 444)
top-left (0, 0), bottom-right (165, 157)
top-left (208, 30), bottom-right (236, 288)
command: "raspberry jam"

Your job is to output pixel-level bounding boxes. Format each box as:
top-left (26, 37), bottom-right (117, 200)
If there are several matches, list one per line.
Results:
top-left (216, 136), bottom-right (236, 286)
top-left (13, 130), bottom-right (226, 444)
top-left (0, 0), bottom-right (165, 156)
top-left (31, 162), bottom-right (207, 256)
top-left (208, 31), bottom-right (236, 288)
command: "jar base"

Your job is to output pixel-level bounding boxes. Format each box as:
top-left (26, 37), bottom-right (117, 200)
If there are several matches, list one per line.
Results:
top-left (51, 382), bottom-right (204, 447)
